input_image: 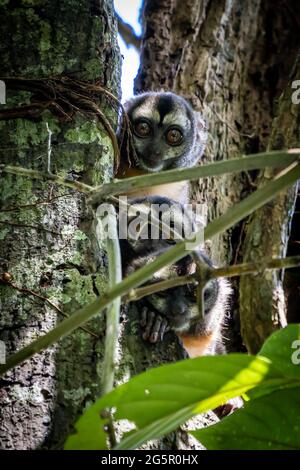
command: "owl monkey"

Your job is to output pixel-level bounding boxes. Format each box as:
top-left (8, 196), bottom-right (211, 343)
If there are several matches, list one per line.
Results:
top-left (120, 196), bottom-right (232, 358)
top-left (119, 193), bottom-right (238, 416)
top-left (117, 92), bottom-right (232, 357)
top-left (117, 91), bottom-right (207, 203)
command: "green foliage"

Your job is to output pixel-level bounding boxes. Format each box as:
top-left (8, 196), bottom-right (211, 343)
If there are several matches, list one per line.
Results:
top-left (192, 389), bottom-right (300, 449)
top-left (64, 325), bottom-right (300, 450)
top-left (193, 324), bottom-right (300, 449)
top-left (1, 150), bottom-right (299, 448)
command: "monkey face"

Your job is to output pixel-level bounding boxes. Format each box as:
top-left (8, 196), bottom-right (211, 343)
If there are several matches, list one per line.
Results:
top-left (124, 92), bottom-right (206, 172)
top-left (147, 278), bottom-right (220, 335)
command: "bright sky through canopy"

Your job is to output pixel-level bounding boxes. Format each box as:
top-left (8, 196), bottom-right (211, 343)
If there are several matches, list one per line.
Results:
top-left (114, 0), bottom-right (142, 101)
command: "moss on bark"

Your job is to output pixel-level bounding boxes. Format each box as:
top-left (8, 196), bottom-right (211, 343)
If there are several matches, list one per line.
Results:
top-left (0, 0), bottom-right (121, 449)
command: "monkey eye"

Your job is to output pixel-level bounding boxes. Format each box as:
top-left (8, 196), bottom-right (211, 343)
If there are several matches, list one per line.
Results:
top-left (165, 127), bottom-right (183, 146)
top-left (134, 120), bottom-right (151, 138)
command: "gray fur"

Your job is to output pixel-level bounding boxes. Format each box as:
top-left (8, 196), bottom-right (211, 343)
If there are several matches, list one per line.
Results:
top-left (123, 92), bottom-right (207, 172)
top-left (145, 253), bottom-right (232, 354)
top-left (121, 195), bottom-right (231, 355)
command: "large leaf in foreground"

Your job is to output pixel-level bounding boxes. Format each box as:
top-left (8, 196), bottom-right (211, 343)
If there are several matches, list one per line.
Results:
top-left (258, 324), bottom-right (300, 377)
top-left (192, 387), bottom-right (300, 449)
top-left (65, 354), bottom-right (280, 450)
top-left (65, 325), bottom-right (300, 450)
top-left (192, 325), bottom-right (300, 449)
top-left (248, 324), bottom-right (300, 400)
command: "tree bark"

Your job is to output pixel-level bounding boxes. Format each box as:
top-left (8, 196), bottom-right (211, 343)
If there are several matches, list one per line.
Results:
top-left (135, 0), bottom-right (300, 345)
top-left (0, 0), bottom-right (120, 450)
top-left (1, 0), bottom-right (299, 451)
top-left (240, 57), bottom-right (300, 353)
top-left (125, 0), bottom-right (300, 447)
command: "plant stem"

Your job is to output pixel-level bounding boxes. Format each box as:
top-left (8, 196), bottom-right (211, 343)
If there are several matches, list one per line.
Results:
top-left (125, 255), bottom-right (300, 301)
top-left (99, 206), bottom-right (122, 395)
top-left (1, 163), bottom-right (299, 376)
top-left (204, 163), bottom-right (300, 240)
top-left (90, 149), bottom-right (300, 203)
top-left (211, 255), bottom-right (300, 278)
top-left (96, 205), bottom-right (121, 449)
top-left (2, 150), bottom-right (299, 203)
top-left (0, 164), bottom-right (94, 193)
top-left (125, 275), bottom-right (196, 301)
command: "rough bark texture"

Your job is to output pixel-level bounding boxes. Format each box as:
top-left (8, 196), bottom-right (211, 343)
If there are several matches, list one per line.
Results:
top-left (240, 57), bottom-right (300, 353)
top-left (0, 0), bottom-right (120, 450)
top-left (135, 0), bottom-right (300, 347)
top-left (0, 0), bottom-right (299, 452)
top-left (124, 0), bottom-right (300, 447)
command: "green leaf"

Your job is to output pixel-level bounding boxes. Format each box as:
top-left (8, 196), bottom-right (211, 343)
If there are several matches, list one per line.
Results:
top-left (65, 325), bottom-right (300, 450)
top-left (192, 388), bottom-right (300, 449)
top-left (65, 354), bottom-right (283, 450)
top-left (192, 326), bottom-right (300, 450)
top-left (247, 324), bottom-right (300, 401)
top-left (258, 324), bottom-right (300, 378)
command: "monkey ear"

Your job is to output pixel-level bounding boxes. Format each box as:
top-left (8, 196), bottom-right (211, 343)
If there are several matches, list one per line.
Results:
top-left (123, 97), bottom-right (136, 112)
top-left (194, 112), bottom-right (208, 142)
top-left (192, 112), bottom-right (208, 160)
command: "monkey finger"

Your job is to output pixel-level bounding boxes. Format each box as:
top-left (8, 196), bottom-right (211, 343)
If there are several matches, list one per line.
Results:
top-left (149, 315), bottom-right (164, 343)
top-left (140, 306), bottom-right (148, 327)
top-left (158, 318), bottom-right (169, 342)
top-left (142, 310), bottom-right (156, 341)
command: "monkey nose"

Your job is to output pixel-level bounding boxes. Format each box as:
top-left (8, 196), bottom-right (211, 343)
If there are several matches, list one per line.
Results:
top-left (173, 303), bottom-right (186, 316)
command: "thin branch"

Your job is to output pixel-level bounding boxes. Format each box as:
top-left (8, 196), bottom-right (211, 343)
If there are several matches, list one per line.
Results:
top-left (0, 276), bottom-right (98, 338)
top-left (90, 149), bottom-right (300, 203)
top-left (204, 164), bottom-right (300, 240)
top-left (125, 255), bottom-right (300, 301)
top-left (0, 101), bottom-right (55, 120)
top-left (211, 255), bottom-right (300, 279)
top-left (1, 163), bottom-right (299, 376)
top-left (125, 275), bottom-right (195, 302)
top-left (2, 150), bottom-right (299, 205)
top-left (0, 193), bottom-right (72, 212)
top-left (116, 13), bottom-right (141, 50)
top-left (96, 205), bottom-right (121, 448)
top-left (0, 164), bottom-right (94, 193)
top-left (98, 206), bottom-right (122, 395)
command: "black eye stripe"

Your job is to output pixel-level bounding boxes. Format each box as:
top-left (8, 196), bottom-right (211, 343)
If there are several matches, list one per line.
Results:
top-left (157, 95), bottom-right (174, 125)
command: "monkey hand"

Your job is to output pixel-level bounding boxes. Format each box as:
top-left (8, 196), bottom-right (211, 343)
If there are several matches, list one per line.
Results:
top-left (140, 305), bottom-right (170, 343)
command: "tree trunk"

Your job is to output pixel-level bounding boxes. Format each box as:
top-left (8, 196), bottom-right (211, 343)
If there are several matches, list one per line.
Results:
top-left (122, 0), bottom-right (300, 447)
top-left (0, 0), bottom-right (120, 450)
top-left (1, 0), bottom-right (299, 451)
top-left (135, 0), bottom-right (300, 349)
top-left (239, 57), bottom-right (300, 353)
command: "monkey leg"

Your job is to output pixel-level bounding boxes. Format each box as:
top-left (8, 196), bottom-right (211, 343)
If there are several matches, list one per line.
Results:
top-left (213, 396), bottom-right (244, 419)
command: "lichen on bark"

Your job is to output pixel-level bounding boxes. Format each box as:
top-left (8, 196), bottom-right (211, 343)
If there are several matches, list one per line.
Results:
top-left (0, 0), bottom-right (121, 449)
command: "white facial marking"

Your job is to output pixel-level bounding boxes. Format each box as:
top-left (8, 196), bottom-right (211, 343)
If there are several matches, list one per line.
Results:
top-left (162, 110), bottom-right (190, 130)
top-left (132, 97), bottom-right (160, 123)
top-left (139, 160), bottom-right (164, 172)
